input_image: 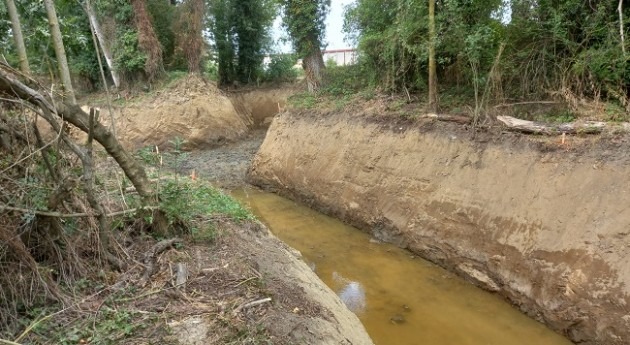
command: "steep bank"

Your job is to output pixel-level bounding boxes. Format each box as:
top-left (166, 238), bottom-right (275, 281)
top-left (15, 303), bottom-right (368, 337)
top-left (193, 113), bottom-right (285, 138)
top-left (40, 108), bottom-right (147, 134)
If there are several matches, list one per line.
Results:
top-left (248, 110), bottom-right (630, 345)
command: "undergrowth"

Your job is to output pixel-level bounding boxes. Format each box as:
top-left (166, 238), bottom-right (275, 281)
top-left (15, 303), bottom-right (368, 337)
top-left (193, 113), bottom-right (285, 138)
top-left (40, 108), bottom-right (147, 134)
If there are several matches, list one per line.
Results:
top-left (159, 178), bottom-right (254, 240)
top-left (287, 64), bottom-right (627, 124)
top-left (134, 144), bottom-right (254, 241)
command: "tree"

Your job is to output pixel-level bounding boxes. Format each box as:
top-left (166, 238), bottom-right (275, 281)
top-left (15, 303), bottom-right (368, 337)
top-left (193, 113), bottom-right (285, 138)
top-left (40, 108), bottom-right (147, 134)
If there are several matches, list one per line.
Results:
top-left (85, 0), bottom-right (120, 88)
top-left (619, 0), bottom-right (626, 56)
top-left (208, 0), bottom-right (236, 85)
top-left (174, 0), bottom-right (205, 74)
top-left (282, 0), bottom-right (330, 92)
top-left (43, 0), bottom-right (76, 104)
top-left (131, 0), bottom-right (164, 82)
top-left (427, 0), bottom-right (438, 112)
top-left (4, 0), bottom-right (30, 74)
top-left (232, 0), bottom-right (274, 83)
top-left (207, 0), bottom-right (275, 86)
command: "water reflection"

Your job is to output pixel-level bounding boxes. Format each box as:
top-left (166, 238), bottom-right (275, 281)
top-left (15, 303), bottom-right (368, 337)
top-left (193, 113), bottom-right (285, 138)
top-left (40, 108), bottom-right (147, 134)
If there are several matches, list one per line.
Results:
top-left (332, 271), bottom-right (367, 314)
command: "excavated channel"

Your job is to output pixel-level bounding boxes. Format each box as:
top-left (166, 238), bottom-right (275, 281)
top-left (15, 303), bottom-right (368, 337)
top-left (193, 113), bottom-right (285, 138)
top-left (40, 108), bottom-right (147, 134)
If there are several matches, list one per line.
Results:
top-left (232, 187), bottom-right (572, 345)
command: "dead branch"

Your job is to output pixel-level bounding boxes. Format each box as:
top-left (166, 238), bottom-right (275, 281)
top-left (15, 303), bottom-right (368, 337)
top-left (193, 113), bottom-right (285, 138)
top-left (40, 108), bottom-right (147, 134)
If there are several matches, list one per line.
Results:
top-left (0, 122), bottom-right (27, 142)
top-left (0, 64), bottom-right (155, 204)
top-left (232, 297), bottom-right (272, 315)
top-left (31, 120), bottom-right (59, 180)
top-left (0, 63), bottom-right (167, 234)
top-left (82, 108), bottom-right (112, 257)
top-left (174, 262), bottom-right (188, 287)
top-left (494, 101), bottom-right (562, 108)
top-left (422, 113), bottom-right (471, 124)
top-left (496, 116), bottom-right (606, 135)
top-left (0, 203), bottom-right (157, 218)
top-left (139, 238), bottom-right (183, 286)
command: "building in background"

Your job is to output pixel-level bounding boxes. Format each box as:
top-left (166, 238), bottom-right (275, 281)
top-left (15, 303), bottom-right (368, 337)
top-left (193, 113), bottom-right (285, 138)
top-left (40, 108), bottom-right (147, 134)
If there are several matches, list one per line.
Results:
top-left (322, 49), bottom-right (357, 66)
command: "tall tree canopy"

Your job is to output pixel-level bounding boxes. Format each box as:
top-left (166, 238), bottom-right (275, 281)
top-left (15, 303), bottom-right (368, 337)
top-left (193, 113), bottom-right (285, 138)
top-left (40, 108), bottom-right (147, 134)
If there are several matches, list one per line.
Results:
top-left (344, 0), bottom-right (629, 110)
top-left (282, 0), bottom-right (330, 92)
top-left (207, 0), bottom-right (276, 86)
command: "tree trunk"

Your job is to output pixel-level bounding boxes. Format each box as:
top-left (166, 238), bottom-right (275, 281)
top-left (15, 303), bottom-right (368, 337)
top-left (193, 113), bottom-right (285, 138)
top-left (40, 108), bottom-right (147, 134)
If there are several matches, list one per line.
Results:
top-left (303, 48), bottom-right (325, 93)
top-left (177, 0), bottom-right (204, 74)
top-left (619, 0), bottom-right (626, 56)
top-left (427, 0), bottom-right (438, 113)
top-left (130, 0), bottom-right (164, 82)
top-left (86, 0), bottom-right (120, 88)
top-left (43, 0), bottom-right (76, 104)
top-left (5, 0), bottom-right (30, 74)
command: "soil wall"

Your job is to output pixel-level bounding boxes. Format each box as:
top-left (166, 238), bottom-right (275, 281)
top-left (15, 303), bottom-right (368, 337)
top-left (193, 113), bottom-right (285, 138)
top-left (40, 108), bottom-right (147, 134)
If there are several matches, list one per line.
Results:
top-left (248, 111), bottom-right (630, 345)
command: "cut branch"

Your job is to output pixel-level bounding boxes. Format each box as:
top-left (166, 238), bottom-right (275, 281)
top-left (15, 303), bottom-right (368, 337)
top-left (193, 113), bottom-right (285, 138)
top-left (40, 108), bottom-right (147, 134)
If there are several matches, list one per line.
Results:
top-left (0, 204), bottom-right (157, 218)
top-left (422, 113), bottom-right (471, 124)
top-left (232, 297), bottom-right (272, 315)
top-left (139, 238), bottom-right (183, 286)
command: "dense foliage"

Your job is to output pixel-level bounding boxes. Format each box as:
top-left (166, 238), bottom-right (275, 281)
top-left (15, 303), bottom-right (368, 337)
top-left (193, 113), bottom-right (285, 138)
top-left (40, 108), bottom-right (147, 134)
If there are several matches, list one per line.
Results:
top-left (281, 0), bottom-right (330, 58)
top-left (1, 0), bottom-right (627, 109)
top-left (1, 0), bottom-right (98, 87)
top-left (345, 0), bottom-right (629, 110)
top-left (206, 0), bottom-right (276, 86)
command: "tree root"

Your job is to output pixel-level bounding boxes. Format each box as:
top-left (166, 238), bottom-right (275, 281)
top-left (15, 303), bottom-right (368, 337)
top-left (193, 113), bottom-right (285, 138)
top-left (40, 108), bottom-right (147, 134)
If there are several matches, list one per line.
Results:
top-left (138, 238), bottom-right (182, 286)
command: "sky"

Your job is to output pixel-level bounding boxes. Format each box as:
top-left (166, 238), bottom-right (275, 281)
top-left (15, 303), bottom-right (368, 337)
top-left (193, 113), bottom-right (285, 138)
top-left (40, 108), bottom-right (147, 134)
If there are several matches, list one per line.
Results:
top-left (272, 0), bottom-right (356, 53)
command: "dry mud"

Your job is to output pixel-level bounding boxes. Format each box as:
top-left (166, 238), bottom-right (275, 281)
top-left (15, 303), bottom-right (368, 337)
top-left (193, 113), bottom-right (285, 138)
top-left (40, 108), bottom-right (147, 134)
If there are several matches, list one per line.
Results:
top-left (249, 110), bottom-right (630, 345)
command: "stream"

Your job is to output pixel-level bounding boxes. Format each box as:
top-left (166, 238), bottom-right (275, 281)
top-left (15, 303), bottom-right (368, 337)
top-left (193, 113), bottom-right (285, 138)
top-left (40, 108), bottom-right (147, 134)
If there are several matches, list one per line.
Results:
top-left (233, 187), bottom-right (572, 345)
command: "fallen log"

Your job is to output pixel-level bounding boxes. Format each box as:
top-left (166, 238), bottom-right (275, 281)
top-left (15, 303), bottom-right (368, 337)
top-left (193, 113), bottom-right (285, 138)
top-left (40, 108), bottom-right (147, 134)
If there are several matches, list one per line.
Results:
top-left (496, 116), bottom-right (606, 135)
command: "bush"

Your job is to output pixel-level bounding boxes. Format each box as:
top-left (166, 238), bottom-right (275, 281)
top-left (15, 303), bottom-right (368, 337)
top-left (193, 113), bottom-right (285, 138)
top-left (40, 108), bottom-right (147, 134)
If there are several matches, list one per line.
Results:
top-left (321, 64), bottom-right (371, 96)
top-left (263, 54), bottom-right (298, 82)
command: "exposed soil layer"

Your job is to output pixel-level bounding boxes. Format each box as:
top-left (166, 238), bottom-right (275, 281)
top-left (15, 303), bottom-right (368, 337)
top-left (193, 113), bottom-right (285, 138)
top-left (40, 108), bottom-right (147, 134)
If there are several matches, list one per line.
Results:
top-left (248, 110), bottom-right (630, 345)
top-left (228, 86), bottom-right (295, 127)
top-left (63, 76), bottom-right (253, 151)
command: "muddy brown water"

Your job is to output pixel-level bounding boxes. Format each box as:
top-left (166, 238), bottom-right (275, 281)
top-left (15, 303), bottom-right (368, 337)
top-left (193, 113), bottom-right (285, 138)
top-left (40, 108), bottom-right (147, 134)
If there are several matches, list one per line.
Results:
top-left (233, 187), bottom-right (573, 345)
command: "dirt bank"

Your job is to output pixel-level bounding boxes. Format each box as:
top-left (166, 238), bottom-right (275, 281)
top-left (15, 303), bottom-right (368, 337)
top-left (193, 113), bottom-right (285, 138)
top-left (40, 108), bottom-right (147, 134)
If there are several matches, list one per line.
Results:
top-left (229, 86), bottom-right (295, 127)
top-left (248, 110), bottom-right (630, 345)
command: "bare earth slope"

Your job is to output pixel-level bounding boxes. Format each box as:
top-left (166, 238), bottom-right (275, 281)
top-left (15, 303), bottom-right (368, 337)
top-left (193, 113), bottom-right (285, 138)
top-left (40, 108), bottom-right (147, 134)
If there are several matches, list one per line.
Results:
top-left (249, 110), bottom-right (630, 345)
top-left (101, 76), bottom-right (252, 150)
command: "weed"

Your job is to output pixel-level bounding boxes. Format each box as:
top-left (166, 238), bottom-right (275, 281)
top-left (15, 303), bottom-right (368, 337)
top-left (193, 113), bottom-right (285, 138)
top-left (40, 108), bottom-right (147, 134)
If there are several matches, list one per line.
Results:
top-left (288, 92), bottom-right (317, 109)
top-left (358, 89), bottom-right (376, 100)
top-left (604, 102), bottom-right (628, 122)
top-left (389, 99), bottom-right (407, 112)
top-left (168, 136), bottom-right (185, 153)
top-left (136, 146), bottom-right (159, 165)
top-left (159, 179), bottom-right (254, 239)
top-left (534, 110), bottom-right (576, 124)
top-left (53, 309), bottom-right (139, 345)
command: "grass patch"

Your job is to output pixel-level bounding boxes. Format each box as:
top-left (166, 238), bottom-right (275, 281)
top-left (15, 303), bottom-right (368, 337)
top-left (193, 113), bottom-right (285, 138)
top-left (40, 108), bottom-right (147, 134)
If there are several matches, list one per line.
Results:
top-left (532, 109), bottom-right (576, 123)
top-left (288, 92), bottom-right (317, 109)
top-left (159, 179), bottom-right (254, 240)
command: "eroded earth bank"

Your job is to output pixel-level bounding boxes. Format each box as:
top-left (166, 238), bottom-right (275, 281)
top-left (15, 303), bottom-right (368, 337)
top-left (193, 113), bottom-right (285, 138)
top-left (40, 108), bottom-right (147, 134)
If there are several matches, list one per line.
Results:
top-left (248, 110), bottom-right (630, 345)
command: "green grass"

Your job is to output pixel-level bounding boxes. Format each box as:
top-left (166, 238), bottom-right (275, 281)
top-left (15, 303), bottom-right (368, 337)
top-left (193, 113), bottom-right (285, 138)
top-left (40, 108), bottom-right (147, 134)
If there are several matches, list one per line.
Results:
top-left (288, 92), bottom-right (317, 109)
top-left (159, 179), bottom-right (255, 240)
